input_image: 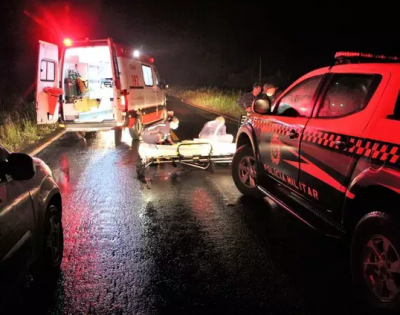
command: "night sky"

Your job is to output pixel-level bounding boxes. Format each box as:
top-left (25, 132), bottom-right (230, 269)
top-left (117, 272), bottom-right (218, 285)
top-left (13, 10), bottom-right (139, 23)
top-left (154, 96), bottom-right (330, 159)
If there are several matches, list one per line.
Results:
top-left (1, 0), bottom-right (400, 96)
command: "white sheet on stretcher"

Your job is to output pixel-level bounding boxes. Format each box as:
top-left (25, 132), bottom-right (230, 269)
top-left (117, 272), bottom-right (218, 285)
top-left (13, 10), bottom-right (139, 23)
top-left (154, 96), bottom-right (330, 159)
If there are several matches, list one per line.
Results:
top-left (138, 139), bottom-right (236, 160)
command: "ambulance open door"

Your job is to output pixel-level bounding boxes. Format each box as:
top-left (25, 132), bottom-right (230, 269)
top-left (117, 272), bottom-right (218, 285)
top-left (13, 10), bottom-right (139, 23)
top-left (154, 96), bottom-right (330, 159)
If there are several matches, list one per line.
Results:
top-left (36, 40), bottom-right (62, 124)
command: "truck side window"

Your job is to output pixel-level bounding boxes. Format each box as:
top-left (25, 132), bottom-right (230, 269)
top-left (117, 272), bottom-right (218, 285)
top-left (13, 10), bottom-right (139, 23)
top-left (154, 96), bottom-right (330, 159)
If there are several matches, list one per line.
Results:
top-left (40, 60), bottom-right (56, 82)
top-left (391, 90), bottom-right (400, 120)
top-left (275, 76), bottom-right (322, 117)
top-left (317, 74), bottom-right (381, 118)
top-left (142, 65), bottom-right (154, 86)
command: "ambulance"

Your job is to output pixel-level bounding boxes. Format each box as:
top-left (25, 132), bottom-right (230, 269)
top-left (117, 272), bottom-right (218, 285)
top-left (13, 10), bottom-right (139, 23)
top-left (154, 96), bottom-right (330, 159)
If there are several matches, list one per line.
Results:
top-left (36, 38), bottom-right (168, 144)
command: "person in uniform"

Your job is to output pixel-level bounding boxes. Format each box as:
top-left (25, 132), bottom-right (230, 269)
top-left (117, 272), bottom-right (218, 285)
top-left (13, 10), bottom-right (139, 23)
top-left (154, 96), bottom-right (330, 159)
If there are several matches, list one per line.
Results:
top-left (261, 83), bottom-right (279, 102)
top-left (237, 83), bottom-right (262, 110)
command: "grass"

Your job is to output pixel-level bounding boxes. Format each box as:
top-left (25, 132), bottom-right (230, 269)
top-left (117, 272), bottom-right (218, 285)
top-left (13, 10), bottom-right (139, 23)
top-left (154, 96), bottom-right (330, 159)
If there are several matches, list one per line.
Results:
top-left (0, 98), bottom-right (58, 152)
top-left (168, 87), bottom-right (246, 118)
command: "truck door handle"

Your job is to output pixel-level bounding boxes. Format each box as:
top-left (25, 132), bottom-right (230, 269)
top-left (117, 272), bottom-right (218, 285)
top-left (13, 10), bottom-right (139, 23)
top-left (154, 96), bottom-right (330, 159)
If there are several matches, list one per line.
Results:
top-left (289, 130), bottom-right (299, 139)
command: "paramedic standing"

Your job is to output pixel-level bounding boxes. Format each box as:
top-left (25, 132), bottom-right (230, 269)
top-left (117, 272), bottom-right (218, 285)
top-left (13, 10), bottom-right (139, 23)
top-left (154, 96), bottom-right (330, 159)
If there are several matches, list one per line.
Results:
top-left (199, 116), bottom-right (234, 143)
top-left (237, 83), bottom-right (262, 111)
top-left (142, 117), bottom-right (179, 145)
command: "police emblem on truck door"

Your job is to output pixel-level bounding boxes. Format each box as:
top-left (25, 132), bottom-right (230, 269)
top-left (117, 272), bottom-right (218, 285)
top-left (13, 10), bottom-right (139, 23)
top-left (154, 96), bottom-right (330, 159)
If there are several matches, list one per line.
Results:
top-left (270, 134), bottom-right (281, 165)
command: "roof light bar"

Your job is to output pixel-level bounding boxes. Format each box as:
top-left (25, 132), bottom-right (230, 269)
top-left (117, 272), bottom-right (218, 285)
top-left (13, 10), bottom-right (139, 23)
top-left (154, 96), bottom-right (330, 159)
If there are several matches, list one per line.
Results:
top-left (335, 51), bottom-right (400, 61)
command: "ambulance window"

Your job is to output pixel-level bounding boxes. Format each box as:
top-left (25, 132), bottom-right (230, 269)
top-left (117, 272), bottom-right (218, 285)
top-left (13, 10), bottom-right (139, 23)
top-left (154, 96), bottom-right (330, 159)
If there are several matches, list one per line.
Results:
top-left (275, 76), bottom-right (322, 117)
top-left (154, 67), bottom-right (160, 86)
top-left (317, 74), bottom-right (381, 118)
top-left (47, 62), bottom-right (55, 81)
top-left (40, 60), bottom-right (56, 82)
top-left (142, 65), bottom-right (154, 86)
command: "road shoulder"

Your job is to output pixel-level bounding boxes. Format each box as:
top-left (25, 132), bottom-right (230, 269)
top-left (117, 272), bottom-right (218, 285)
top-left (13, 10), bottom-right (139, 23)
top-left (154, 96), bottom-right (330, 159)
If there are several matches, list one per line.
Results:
top-left (21, 128), bottom-right (66, 156)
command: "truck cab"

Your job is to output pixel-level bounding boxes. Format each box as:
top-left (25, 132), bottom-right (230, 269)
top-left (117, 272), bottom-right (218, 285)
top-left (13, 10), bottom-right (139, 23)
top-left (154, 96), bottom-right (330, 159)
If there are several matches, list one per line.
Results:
top-left (36, 38), bottom-right (168, 143)
top-left (232, 51), bottom-right (400, 312)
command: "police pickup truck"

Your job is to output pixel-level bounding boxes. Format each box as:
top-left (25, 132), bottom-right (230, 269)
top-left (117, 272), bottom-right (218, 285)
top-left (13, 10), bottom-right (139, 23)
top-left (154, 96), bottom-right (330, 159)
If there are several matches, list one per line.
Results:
top-left (232, 52), bottom-right (400, 311)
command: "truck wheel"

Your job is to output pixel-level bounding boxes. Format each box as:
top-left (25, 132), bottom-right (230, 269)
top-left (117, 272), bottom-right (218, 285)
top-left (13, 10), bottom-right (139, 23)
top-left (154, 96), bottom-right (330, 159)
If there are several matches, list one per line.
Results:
top-left (129, 116), bottom-right (143, 140)
top-left (114, 128), bottom-right (123, 146)
top-left (351, 211), bottom-right (400, 311)
top-left (232, 145), bottom-right (263, 198)
top-left (42, 204), bottom-right (64, 275)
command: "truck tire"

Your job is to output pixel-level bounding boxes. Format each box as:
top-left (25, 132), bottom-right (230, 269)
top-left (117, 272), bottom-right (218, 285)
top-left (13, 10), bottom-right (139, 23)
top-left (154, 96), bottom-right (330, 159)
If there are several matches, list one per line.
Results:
top-left (129, 116), bottom-right (142, 140)
top-left (351, 211), bottom-right (400, 311)
top-left (114, 128), bottom-right (122, 146)
top-left (232, 145), bottom-right (263, 198)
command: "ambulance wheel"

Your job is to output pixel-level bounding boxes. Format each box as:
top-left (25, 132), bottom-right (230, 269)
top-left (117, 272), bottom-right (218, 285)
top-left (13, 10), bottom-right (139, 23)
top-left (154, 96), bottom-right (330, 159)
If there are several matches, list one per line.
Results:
top-left (351, 211), bottom-right (400, 311)
top-left (129, 116), bottom-right (143, 140)
top-left (70, 132), bottom-right (86, 140)
top-left (161, 108), bottom-right (168, 122)
top-left (232, 145), bottom-right (263, 198)
top-left (114, 128), bottom-right (122, 146)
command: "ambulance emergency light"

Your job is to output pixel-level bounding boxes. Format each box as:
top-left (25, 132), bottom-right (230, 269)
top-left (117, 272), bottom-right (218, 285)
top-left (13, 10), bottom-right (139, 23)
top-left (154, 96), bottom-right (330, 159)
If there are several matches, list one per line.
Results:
top-left (63, 38), bottom-right (73, 46)
top-left (133, 50), bottom-right (154, 63)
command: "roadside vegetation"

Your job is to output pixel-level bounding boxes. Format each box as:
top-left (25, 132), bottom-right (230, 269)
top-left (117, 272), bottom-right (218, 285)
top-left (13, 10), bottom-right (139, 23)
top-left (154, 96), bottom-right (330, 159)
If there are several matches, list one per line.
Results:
top-left (168, 87), bottom-right (246, 118)
top-left (0, 96), bottom-right (58, 152)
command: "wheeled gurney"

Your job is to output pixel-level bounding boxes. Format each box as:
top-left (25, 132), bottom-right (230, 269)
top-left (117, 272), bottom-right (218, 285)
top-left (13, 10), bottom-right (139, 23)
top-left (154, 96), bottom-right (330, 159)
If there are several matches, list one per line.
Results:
top-left (138, 139), bottom-right (236, 172)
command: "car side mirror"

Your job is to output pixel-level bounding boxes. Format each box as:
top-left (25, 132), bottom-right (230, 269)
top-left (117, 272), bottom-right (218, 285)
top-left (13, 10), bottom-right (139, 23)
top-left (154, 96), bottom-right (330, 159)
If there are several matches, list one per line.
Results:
top-left (5, 153), bottom-right (35, 181)
top-left (252, 98), bottom-right (271, 115)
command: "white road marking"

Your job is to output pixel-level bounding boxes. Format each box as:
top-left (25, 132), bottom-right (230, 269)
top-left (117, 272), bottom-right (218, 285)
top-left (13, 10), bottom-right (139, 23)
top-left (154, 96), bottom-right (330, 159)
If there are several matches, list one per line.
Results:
top-left (29, 130), bottom-right (67, 156)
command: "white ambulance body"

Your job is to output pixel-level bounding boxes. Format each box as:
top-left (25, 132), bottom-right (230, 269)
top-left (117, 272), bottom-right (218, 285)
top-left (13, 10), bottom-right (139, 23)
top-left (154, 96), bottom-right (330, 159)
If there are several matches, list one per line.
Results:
top-left (36, 38), bottom-right (168, 143)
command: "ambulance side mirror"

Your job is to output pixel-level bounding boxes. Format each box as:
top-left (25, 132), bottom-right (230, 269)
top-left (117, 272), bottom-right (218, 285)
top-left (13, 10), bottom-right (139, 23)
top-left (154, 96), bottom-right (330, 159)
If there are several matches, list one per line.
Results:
top-left (253, 98), bottom-right (271, 115)
top-left (160, 79), bottom-right (168, 90)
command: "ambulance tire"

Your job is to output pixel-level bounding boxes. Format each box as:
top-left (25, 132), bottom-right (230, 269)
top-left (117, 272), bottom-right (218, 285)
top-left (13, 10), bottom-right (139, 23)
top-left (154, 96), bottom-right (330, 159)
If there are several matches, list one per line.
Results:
top-left (232, 145), bottom-right (263, 198)
top-left (129, 116), bottom-right (143, 140)
top-left (114, 128), bottom-right (123, 146)
top-left (351, 211), bottom-right (400, 312)
top-left (161, 108), bottom-right (168, 122)
top-left (69, 132), bottom-right (86, 141)
top-left (85, 131), bottom-right (97, 139)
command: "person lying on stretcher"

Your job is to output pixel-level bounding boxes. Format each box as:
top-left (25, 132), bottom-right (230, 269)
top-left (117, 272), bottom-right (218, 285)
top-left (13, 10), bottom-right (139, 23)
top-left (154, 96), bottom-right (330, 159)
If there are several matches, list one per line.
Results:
top-left (142, 117), bottom-right (179, 145)
top-left (198, 116), bottom-right (234, 143)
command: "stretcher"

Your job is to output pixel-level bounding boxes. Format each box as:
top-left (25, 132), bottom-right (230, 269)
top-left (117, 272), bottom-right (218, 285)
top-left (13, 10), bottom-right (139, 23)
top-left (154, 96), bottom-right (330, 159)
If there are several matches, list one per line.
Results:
top-left (138, 139), bottom-right (236, 173)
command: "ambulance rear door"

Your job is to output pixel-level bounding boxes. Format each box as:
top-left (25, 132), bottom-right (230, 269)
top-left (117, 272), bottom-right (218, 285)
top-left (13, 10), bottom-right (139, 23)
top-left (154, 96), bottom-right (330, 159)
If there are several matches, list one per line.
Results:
top-left (36, 41), bottom-right (60, 124)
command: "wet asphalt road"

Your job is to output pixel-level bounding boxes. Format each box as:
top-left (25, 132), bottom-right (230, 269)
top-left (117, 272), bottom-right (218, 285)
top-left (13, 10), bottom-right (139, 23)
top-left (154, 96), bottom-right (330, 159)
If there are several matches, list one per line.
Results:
top-left (6, 98), bottom-right (366, 314)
